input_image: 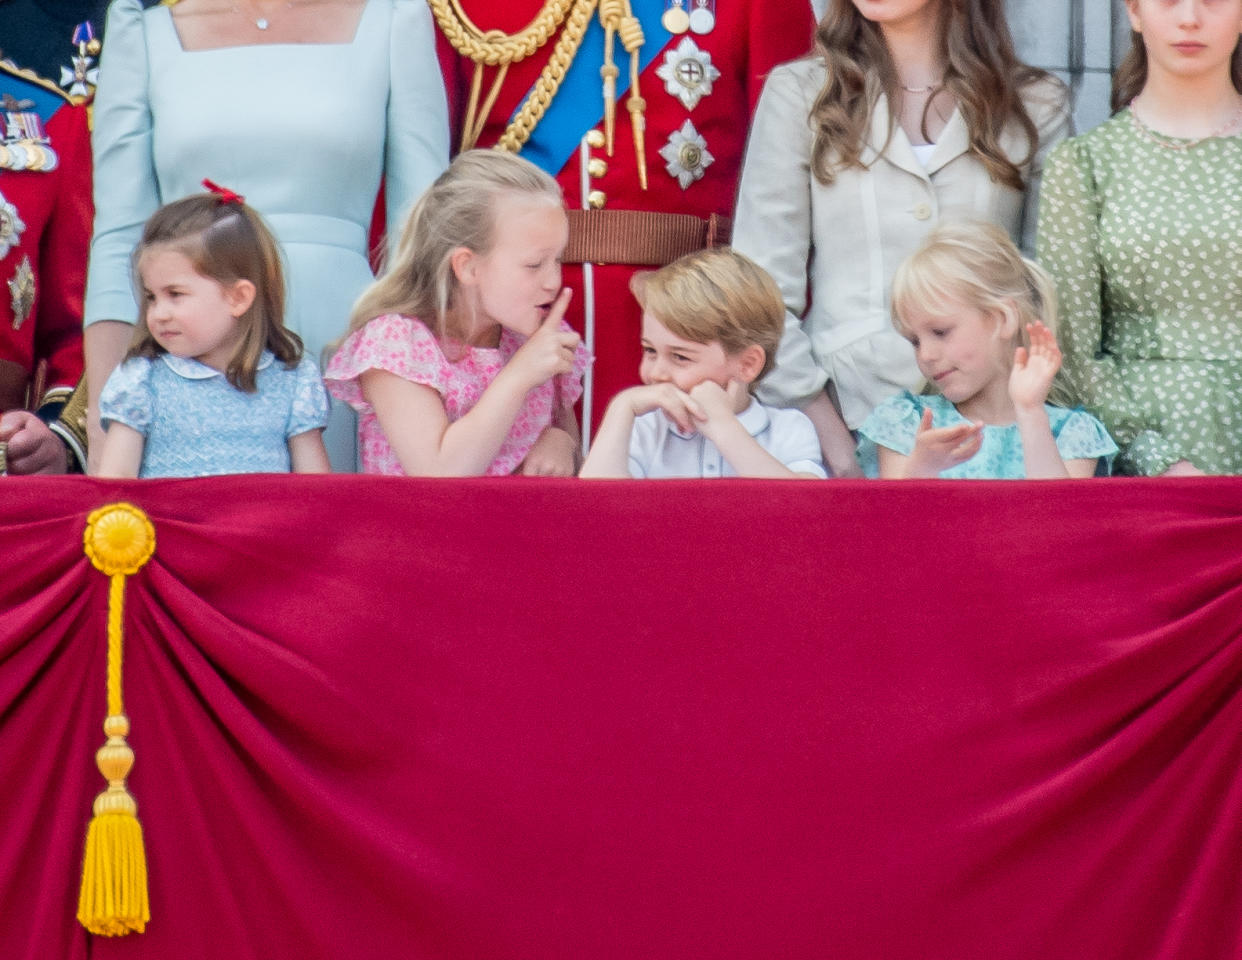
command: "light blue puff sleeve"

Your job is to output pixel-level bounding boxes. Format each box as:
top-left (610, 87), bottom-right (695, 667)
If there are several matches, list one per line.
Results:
top-left (1052, 407), bottom-right (1119, 475)
top-left (84, 0), bottom-right (156, 326)
top-left (384, 0), bottom-right (450, 259)
top-left (287, 356), bottom-right (331, 437)
top-left (98, 357), bottom-right (155, 434)
top-left (855, 391), bottom-right (924, 477)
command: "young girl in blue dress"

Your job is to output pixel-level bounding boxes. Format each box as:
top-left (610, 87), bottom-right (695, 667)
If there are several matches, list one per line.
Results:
top-left (857, 221), bottom-right (1116, 479)
top-left (96, 184), bottom-right (331, 478)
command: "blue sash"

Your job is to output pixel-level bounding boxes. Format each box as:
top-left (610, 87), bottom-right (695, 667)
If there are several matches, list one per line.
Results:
top-left (0, 68), bottom-right (68, 125)
top-left (520, 0), bottom-right (671, 176)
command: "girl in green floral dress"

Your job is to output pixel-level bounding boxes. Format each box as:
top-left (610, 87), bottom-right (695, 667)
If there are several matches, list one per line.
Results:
top-left (1037, 0), bottom-right (1242, 475)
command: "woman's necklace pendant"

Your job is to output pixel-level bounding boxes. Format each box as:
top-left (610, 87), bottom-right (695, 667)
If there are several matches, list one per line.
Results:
top-left (256, 16), bottom-right (270, 29)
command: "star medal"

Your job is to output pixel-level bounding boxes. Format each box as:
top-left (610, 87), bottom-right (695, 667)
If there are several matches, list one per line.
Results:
top-left (688, 0), bottom-right (715, 34)
top-left (662, 0), bottom-right (691, 34)
top-left (660, 120), bottom-right (714, 189)
top-left (656, 37), bottom-right (720, 111)
top-left (0, 190), bottom-right (27, 260)
top-left (61, 22), bottom-right (100, 99)
top-left (8, 255), bottom-right (34, 330)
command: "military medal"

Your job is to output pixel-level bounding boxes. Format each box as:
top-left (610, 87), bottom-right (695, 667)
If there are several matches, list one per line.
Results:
top-left (661, 0), bottom-right (691, 34)
top-left (688, 0), bottom-right (715, 34)
top-left (656, 37), bottom-right (720, 111)
top-left (61, 22), bottom-right (101, 99)
top-left (8, 256), bottom-right (33, 330)
top-left (0, 96), bottom-right (59, 172)
top-left (660, 120), bottom-right (714, 189)
top-left (0, 191), bottom-right (25, 260)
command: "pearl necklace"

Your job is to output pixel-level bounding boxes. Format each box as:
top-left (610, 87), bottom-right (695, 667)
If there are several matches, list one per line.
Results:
top-left (1129, 99), bottom-right (1242, 150)
top-left (900, 78), bottom-right (942, 95)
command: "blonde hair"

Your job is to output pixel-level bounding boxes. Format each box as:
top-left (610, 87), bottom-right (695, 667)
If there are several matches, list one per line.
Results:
top-left (891, 220), bottom-right (1058, 348)
top-left (129, 192), bottom-right (300, 393)
top-left (630, 247), bottom-right (784, 381)
top-left (810, 0), bottom-right (1054, 190)
top-left (346, 150), bottom-right (563, 343)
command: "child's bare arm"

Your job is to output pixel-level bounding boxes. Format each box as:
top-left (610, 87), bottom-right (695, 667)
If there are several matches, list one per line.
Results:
top-left (94, 422), bottom-right (145, 478)
top-left (288, 429), bottom-right (331, 473)
top-left (579, 384), bottom-right (705, 477)
top-left (1011, 322), bottom-right (1075, 479)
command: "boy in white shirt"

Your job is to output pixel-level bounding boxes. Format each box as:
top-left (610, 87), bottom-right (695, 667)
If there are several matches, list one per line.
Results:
top-left (580, 248), bottom-right (826, 479)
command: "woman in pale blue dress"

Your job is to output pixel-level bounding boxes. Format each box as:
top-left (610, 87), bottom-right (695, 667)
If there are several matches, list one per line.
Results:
top-left (83, 0), bottom-right (449, 470)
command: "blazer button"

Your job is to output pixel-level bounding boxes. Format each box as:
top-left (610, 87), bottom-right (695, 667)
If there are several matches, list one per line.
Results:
top-left (912, 202), bottom-right (932, 221)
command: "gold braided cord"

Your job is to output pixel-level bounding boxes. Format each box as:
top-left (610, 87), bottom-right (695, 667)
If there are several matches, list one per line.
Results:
top-left (598, 0), bottom-right (625, 154)
top-left (432, 0), bottom-right (600, 152)
top-left (495, 0), bottom-right (598, 153)
top-left (431, 0), bottom-right (576, 65)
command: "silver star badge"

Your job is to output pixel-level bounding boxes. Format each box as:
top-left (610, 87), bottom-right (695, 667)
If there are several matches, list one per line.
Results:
top-left (60, 55), bottom-right (99, 99)
top-left (659, 120), bottom-right (714, 189)
top-left (0, 192), bottom-right (26, 260)
top-left (656, 37), bottom-right (720, 111)
top-left (9, 255), bottom-right (34, 330)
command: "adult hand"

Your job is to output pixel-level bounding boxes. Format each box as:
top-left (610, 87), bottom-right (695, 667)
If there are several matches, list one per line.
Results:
top-left (0, 411), bottom-right (70, 474)
top-left (1161, 460), bottom-right (1206, 477)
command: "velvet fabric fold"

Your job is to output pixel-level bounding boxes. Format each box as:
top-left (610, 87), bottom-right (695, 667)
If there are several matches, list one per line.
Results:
top-left (1, 476), bottom-right (1240, 959)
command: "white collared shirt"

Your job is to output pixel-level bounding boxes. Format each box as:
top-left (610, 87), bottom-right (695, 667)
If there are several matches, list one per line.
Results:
top-left (627, 398), bottom-right (827, 478)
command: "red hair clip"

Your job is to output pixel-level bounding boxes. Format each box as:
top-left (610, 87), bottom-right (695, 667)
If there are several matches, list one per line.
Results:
top-left (202, 178), bottom-right (245, 206)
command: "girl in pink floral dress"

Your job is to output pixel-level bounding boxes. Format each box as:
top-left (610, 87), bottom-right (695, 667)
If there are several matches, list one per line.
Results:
top-left (326, 151), bottom-right (590, 476)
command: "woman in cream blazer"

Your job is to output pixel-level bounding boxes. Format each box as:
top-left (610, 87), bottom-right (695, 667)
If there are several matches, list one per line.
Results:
top-left (732, 0), bottom-right (1070, 476)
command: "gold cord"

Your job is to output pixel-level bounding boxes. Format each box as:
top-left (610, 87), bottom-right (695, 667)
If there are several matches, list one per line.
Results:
top-left (432, 0), bottom-right (645, 179)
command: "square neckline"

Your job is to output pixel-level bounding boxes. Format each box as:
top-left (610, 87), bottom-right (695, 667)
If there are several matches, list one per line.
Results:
top-left (157, 0), bottom-right (375, 54)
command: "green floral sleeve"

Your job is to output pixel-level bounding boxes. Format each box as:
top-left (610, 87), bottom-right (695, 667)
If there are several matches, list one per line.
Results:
top-left (1035, 138), bottom-right (1182, 476)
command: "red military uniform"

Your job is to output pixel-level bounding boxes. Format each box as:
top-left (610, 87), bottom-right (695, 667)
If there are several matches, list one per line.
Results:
top-left (436, 0), bottom-right (813, 433)
top-left (0, 60), bottom-right (90, 417)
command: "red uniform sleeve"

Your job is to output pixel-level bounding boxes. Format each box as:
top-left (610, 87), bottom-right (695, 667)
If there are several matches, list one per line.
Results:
top-left (34, 101), bottom-right (91, 397)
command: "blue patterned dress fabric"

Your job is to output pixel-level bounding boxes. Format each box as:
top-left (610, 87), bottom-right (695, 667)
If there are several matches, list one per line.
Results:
top-left (99, 352), bottom-right (329, 477)
top-left (856, 392), bottom-right (1118, 478)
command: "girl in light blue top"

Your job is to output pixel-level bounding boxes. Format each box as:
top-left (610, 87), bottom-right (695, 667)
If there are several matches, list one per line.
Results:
top-left (857, 221), bottom-right (1116, 479)
top-left (96, 184), bottom-right (330, 478)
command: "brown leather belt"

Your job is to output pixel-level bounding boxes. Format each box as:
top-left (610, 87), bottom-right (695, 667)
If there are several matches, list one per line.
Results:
top-left (564, 210), bottom-right (732, 267)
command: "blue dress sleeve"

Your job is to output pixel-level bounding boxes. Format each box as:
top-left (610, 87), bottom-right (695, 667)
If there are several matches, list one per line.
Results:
top-left (98, 357), bottom-right (155, 434)
top-left (1050, 405), bottom-right (1120, 475)
top-left (84, 0), bottom-right (157, 327)
top-left (856, 391), bottom-right (925, 477)
top-left (287, 356), bottom-right (330, 437)
top-left (384, 0), bottom-right (450, 258)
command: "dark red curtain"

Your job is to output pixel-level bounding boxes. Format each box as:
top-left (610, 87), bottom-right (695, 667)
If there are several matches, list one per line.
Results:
top-left (2, 476), bottom-right (1240, 959)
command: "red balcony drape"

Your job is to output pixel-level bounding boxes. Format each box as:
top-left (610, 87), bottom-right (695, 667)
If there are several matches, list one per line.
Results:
top-left (2, 476), bottom-right (1240, 959)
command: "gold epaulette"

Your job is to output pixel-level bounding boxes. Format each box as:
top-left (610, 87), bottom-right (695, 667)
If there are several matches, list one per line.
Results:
top-left (0, 58), bottom-right (76, 105)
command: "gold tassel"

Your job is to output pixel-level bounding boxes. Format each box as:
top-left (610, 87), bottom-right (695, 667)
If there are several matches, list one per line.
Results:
top-left (617, 10), bottom-right (647, 189)
top-left (77, 503), bottom-right (156, 937)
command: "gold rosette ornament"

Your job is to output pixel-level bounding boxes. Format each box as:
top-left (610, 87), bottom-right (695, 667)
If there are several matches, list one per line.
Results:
top-left (78, 503), bottom-right (156, 936)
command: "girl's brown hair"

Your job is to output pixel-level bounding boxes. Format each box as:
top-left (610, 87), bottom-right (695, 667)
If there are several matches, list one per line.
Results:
top-left (809, 0), bottom-right (1053, 190)
top-left (129, 193), bottom-right (301, 392)
top-left (1112, 25), bottom-right (1242, 112)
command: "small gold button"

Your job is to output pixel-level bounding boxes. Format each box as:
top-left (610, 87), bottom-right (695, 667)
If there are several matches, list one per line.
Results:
top-left (588, 189), bottom-right (607, 209)
top-left (913, 202), bottom-right (932, 221)
top-left (586, 129), bottom-right (606, 149)
top-left (588, 158), bottom-right (607, 178)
